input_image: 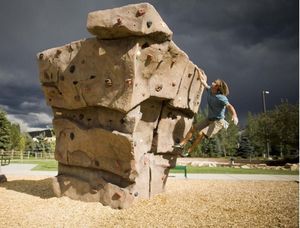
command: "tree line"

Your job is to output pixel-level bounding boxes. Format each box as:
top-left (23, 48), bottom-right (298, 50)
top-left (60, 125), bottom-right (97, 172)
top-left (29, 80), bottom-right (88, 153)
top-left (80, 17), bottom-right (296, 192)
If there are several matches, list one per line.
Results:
top-left (188, 102), bottom-right (298, 159)
top-left (244, 102), bottom-right (298, 159)
top-left (0, 110), bottom-right (55, 156)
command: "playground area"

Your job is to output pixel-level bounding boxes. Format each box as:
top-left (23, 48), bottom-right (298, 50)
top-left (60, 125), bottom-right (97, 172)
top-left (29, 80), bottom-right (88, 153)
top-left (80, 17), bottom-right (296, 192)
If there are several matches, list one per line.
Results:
top-left (0, 175), bottom-right (298, 227)
top-left (0, 1), bottom-right (297, 226)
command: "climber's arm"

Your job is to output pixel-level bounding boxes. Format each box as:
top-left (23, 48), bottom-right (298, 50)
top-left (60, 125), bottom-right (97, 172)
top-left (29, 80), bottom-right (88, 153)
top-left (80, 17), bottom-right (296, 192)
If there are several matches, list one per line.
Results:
top-left (197, 68), bottom-right (210, 89)
top-left (226, 104), bottom-right (238, 125)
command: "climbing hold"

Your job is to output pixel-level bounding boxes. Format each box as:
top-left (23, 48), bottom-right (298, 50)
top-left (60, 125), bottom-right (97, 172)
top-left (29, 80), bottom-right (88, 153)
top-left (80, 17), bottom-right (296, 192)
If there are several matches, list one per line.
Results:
top-left (147, 54), bottom-right (153, 61)
top-left (116, 18), bottom-right (122, 25)
top-left (146, 21), bottom-right (152, 28)
top-left (171, 60), bottom-right (175, 68)
top-left (155, 84), bottom-right (162, 92)
top-left (38, 53), bottom-right (44, 60)
top-left (136, 9), bottom-right (145, 17)
top-left (145, 54), bottom-right (153, 66)
top-left (70, 132), bottom-right (75, 140)
top-left (112, 193), bottom-right (121, 200)
top-left (105, 78), bottom-right (113, 87)
top-left (98, 47), bottom-right (106, 56)
top-left (69, 65), bottom-right (76, 73)
top-left (125, 78), bottom-right (132, 86)
top-left (55, 49), bottom-right (62, 58)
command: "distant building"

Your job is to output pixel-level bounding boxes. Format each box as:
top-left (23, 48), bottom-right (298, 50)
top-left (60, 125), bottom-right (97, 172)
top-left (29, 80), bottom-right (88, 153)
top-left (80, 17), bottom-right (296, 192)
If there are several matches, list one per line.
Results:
top-left (28, 129), bottom-right (56, 143)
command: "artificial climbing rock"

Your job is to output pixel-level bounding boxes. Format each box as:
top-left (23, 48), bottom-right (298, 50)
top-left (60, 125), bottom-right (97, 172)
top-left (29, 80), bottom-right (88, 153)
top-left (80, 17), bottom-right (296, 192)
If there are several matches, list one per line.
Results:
top-left (37, 2), bottom-right (207, 209)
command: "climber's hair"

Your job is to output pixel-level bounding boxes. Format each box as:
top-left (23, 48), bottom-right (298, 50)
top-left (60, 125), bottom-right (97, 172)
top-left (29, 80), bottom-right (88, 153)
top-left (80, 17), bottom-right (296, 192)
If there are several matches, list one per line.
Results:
top-left (216, 79), bottom-right (229, 96)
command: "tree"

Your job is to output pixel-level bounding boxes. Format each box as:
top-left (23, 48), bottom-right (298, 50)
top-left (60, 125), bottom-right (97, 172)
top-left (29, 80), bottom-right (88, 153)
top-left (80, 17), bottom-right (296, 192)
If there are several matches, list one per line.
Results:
top-left (268, 102), bottom-right (299, 158)
top-left (245, 113), bottom-right (267, 156)
top-left (245, 103), bottom-right (299, 159)
top-left (18, 134), bottom-right (26, 159)
top-left (216, 116), bottom-right (239, 157)
top-left (204, 137), bottom-right (220, 157)
top-left (0, 110), bottom-right (11, 150)
top-left (10, 123), bottom-right (21, 150)
top-left (236, 134), bottom-right (254, 159)
top-left (23, 133), bottom-right (34, 152)
top-left (31, 132), bottom-right (54, 158)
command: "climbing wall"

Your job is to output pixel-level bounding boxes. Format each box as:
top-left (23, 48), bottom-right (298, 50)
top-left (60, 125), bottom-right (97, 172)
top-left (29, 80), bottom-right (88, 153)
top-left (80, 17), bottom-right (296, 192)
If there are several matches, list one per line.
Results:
top-left (37, 2), bottom-right (206, 209)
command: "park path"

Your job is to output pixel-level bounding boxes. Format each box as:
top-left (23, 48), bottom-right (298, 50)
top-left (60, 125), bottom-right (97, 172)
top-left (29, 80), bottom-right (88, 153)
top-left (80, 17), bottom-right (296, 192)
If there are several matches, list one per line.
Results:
top-left (0, 164), bottom-right (56, 177)
top-left (0, 164), bottom-right (298, 181)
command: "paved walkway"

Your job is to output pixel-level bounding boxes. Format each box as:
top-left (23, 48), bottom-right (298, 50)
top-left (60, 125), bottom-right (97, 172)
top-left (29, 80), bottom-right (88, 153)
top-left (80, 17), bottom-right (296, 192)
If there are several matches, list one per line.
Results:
top-left (0, 164), bottom-right (298, 181)
top-left (0, 164), bottom-right (57, 177)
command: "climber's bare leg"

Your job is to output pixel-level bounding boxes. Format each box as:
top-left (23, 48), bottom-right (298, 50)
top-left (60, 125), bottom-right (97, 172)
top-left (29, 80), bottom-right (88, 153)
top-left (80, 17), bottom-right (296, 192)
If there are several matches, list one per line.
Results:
top-left (187, 131), bottom-right (205, 153)
top-left (179, 127), bottom-right (196, 146)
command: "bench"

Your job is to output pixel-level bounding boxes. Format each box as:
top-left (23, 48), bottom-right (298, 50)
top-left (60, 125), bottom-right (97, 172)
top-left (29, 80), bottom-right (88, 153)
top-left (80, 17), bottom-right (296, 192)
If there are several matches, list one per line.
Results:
top-left (173, 165), bottom-right (187, 178)
top-left (0, 154), bottom-right (11, 166)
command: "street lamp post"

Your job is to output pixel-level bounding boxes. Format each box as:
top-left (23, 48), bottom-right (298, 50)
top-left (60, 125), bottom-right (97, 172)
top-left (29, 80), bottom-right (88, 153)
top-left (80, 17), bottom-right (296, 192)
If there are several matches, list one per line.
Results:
top-left (262, 90), bottom-right (269, 113)
top-left (262, 90), bottom-right (270, 159)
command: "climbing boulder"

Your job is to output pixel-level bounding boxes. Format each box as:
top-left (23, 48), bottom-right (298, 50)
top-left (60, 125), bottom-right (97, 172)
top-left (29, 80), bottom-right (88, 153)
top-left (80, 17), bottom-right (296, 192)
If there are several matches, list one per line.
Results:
top-left (38, 2), bottom-right (207, 209)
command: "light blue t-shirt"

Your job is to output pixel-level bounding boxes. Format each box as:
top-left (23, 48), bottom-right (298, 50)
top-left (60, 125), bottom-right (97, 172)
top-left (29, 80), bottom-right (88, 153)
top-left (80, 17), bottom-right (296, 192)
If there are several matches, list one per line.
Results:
top-left (206, 88), bottom-right (229, 120)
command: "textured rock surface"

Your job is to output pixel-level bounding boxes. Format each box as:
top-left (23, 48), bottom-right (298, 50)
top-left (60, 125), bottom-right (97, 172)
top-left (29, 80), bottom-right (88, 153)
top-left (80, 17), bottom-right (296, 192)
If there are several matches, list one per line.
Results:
top-left (37, 2), bottom-right (206, 209)
top-left (87, 3), bottom-right (172, 42)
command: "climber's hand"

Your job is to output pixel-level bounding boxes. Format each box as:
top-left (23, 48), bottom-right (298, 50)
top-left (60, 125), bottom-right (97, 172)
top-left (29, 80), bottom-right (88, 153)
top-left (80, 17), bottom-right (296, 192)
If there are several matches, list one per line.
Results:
top-left (232, 116), bottom-right (239, 125)
top-left (197, 69), bottom-right (209, 89)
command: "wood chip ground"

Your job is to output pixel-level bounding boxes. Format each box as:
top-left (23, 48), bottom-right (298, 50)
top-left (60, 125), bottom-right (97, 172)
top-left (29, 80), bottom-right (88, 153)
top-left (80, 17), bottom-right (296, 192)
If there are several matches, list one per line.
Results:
top-left (0, 175), bottom-right (298, 227)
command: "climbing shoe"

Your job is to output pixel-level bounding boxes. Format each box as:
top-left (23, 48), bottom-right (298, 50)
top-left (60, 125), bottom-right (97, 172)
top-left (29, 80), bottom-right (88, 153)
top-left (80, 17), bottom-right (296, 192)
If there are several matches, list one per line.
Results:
top-left (172, 144), bottom-right (184, 149)
top-left (180, 151), bottom-right (189, 157)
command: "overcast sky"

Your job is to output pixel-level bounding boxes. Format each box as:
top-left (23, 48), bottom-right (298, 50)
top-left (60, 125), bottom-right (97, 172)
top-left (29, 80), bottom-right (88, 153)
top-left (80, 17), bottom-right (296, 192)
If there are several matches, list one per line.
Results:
top-left (0, 0), bottom-right (298, 131)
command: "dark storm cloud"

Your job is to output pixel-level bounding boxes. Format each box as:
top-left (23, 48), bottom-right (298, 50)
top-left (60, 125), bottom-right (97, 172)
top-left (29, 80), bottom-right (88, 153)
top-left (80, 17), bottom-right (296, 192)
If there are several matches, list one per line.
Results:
top-left (0, 0), bottom-right (298, 130)
top-left (155, 0), bottom-right (299, 123)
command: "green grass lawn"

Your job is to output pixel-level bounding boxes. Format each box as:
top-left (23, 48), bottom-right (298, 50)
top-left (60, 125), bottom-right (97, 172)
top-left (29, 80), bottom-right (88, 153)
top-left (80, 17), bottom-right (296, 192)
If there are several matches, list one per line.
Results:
top-left (11, 159), bottom-right (299, 175)
top-left (11, 159), bottom-right (58, 171)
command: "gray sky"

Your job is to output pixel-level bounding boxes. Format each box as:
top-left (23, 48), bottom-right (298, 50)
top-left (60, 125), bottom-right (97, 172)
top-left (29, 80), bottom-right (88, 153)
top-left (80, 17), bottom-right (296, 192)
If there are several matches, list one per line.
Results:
top-left (0, 0), bottom-right (298, 131)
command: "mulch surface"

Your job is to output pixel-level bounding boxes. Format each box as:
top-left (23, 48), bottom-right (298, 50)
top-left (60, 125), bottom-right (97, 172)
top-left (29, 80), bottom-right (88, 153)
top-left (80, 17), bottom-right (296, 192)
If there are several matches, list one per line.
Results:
top-left (0, 175), bottom-right (298, 227)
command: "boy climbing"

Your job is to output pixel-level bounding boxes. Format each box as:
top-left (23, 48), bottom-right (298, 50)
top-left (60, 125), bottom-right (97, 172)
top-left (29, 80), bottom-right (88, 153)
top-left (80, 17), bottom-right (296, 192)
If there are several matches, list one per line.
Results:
top-left (173, 69), bottom-right (238, 157)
